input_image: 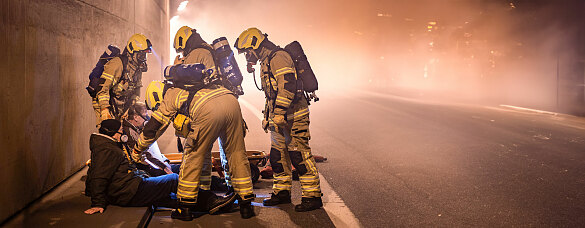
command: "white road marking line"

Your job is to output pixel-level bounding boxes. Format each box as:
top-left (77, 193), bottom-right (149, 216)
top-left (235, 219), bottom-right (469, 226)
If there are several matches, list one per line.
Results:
top-left (499, 104), bottom-right (558, 115)
top-left (240, 97), bottom-right (363, 228)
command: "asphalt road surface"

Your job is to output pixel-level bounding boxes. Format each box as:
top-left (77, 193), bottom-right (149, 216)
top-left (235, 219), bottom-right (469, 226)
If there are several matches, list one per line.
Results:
top-left (239, 87), bottom-right (585, 227)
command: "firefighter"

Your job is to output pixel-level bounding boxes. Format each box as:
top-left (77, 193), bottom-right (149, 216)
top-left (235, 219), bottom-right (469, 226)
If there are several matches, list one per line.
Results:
top-left (235, 27), bottom-right (323, 212)
top-left (93, 33), bottom-right (152, 121)
top-left (132, 27), bottom-right (256, 220)
top-left (174, 26), bottom-right (241, 196)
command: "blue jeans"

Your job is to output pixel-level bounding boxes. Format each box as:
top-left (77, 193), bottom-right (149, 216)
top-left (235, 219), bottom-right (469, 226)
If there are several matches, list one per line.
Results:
top-left (128, 173), bottom-right (178, 208)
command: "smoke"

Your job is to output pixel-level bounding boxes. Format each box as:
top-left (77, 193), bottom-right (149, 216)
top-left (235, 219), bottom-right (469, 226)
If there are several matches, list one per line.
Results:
top-left (170, 0), bottom-right (585, 113)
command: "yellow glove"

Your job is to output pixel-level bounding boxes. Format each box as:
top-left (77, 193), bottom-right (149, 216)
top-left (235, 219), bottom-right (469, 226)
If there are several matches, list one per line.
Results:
top-left (272, 115), bottom-right (286, 127)
top-left (131, 148), bottom-right (143, 164)
top-left (100, 109), bottom-right (113, 120)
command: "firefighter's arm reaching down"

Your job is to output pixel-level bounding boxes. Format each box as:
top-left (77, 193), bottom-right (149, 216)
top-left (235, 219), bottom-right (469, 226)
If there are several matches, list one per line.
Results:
top-left (133, 88), bottom-right (188, 159)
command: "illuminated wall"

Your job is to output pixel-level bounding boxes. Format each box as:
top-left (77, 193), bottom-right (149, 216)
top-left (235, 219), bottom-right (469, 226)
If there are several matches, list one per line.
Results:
top-left (0, 0), bottom-right (169, 222)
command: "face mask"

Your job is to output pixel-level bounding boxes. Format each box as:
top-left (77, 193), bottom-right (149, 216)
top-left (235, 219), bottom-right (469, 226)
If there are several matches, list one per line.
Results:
top-left (133, 51), bottom-right (148, 72)
top-left (245, 50), bottom-right (258, 64)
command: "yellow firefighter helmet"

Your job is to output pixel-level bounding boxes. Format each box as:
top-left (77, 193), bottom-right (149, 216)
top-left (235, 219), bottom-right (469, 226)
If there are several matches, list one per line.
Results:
top-left (145, 81), bottom-right (165, 111)
top-left (126, 33), bottom-right (152, 54)
top-left (174, 26), bottom-right (194, 52)
top-left (234, 27), bottom-right (265, 51)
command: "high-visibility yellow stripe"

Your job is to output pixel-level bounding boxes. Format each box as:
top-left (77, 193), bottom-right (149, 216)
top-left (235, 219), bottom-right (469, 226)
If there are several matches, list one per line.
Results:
top-left (235, 186), bottom-right (253, 193)
top-left (177, 191), bottom-right (197, 198)
top-left (179, 179), bottom-right (198, 184)
top-left (179, 180), bottom-right (198, 187)
top-left (232, 177), bottom-right (252, 182)
top-left (232, 177), bottom-right (251, 181)
top-left (299, 175), bottom-right (318, 180)
top-left (288, 108), bottom-right (309, 120)
top-left (276, 97), bottom-right (292, 106)
top-left (136, 138), bottom-right (147, 149)
top-left (274, 184), bottom-right (291, 188)
top-left (233, 180), bottom-right (251, 185)
top-left (274, 67), bottom-right (295, 76)
top-left (274, 176), bottom-right (291, 180)
top-left (177, 189), bottom-right (197, 195)
top-left (101, 72), bottom-right (114, 81)
top-left (301, 185), bottom-right (321, 190)
top-left (152, 111), bottom-right (169, 124)
top-left (175, 90), bottom-right (188, 108)
top-left (302, 152), bottom-right (317, 175)
top-left (98, 96), bottom-right (110, 102)
top-left (189, 88), bottom-right (230, 114)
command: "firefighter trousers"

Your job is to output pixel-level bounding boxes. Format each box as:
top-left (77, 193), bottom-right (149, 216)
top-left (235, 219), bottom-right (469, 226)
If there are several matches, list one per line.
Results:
top-left (269, 115), bottom-right (322, 198)
top-left (177, 94), bottom-right (254, 204)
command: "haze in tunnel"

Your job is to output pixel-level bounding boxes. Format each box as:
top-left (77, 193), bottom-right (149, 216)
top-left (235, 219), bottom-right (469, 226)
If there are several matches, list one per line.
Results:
top-left (169, 0), bottom-right (585, 114)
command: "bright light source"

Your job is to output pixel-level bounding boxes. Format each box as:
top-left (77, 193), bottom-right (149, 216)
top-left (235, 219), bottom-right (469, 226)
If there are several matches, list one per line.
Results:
top-left (428, 21), bottom-right (437, 25)
top-left (177, 1), bottom-right (188, 11)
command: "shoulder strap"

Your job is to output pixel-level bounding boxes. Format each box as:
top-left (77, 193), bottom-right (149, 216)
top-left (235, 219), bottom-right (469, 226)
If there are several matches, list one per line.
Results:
top-left (178, 90), bottom-right (197, 116)
top-left (198, 45), bottom-right (221, 75)
top-left (266, 48), bottom-right (286, 75)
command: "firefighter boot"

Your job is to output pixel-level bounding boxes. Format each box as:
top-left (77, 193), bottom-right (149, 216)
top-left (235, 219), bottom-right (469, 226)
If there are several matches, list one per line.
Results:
top-left (171, 204), bottom-right (194, 221)
top-left (200, 190), bottom-right (237, 214)
top-left (239, 199), bottom-right (255, 219)
top-left (263, 190), bottom-right (291, 206)
top-left (294, 197), bottom-right (323, 212)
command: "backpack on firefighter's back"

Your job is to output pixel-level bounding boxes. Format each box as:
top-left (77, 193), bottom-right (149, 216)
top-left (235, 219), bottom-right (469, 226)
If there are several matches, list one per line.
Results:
top-left (86, 45), bottom-right (121, 98)
top-left (269, 41), bottom-right (319, 103)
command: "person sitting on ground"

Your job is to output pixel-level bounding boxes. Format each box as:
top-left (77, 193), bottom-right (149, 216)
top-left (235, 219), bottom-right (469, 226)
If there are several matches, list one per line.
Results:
top-left (123, 102), bottom-right (179, 176)
top-left (84, 119), bottom-right (179, 215)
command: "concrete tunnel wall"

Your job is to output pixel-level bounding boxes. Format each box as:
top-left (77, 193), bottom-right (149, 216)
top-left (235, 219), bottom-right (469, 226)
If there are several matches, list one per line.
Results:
top-left (0, 0), bottom-right (170, 222)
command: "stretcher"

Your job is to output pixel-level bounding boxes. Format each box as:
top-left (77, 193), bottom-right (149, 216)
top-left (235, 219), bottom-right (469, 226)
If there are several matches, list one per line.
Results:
top-left (164, 150), bottom-right (267, 183)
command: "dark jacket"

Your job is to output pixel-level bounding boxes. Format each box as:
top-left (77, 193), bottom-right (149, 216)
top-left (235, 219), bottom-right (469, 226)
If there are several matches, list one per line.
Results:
top-left (85, 133), bottom-right (142, 208)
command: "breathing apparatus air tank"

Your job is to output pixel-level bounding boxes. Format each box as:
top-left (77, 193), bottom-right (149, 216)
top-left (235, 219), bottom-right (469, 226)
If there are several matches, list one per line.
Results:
top-left (163, 63), bottom-right (213, 88)
top-left (212, 37), bottom-right (244, 95)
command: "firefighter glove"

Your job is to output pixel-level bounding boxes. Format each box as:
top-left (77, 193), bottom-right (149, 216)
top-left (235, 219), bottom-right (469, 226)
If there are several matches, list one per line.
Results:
top-left (100, 109), bottom-right (113, 120)
top-left (272, 115), bottom-right (286, 127)
top-left (131, 149), bottom-right (143, 164)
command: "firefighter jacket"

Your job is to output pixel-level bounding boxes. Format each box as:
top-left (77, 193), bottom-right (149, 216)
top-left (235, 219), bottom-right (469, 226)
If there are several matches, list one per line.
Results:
top-left (96, 56), bottom-right (142, 117)
top-left (258, 46), bottom-right (309, 121)
top-left (177, 44), bottom-right (218, 79)
top-left (135, 47), bottom-right (228, 152)
top-left (85, 133), bottom-right (142, 208)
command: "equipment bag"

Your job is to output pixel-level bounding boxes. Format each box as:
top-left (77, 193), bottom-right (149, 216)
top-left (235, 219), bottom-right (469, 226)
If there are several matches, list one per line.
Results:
top-left (86, 45), bottom-right (121, 98)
